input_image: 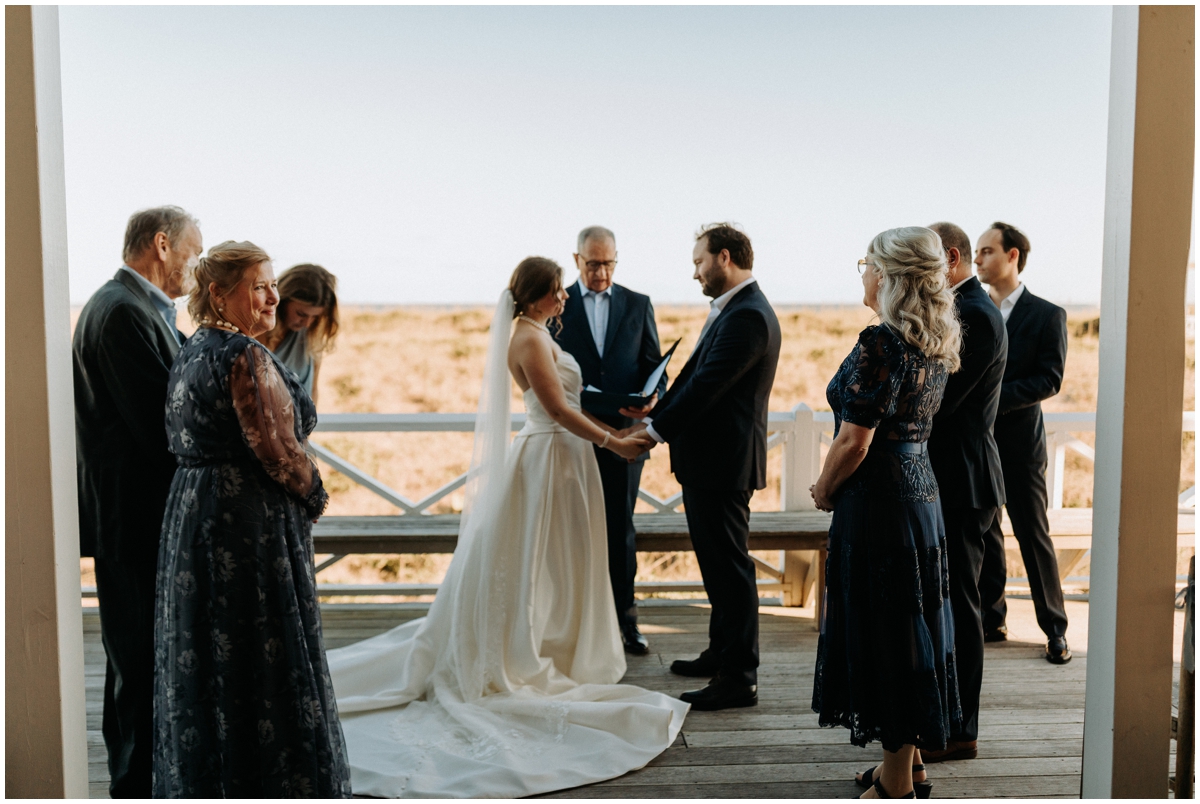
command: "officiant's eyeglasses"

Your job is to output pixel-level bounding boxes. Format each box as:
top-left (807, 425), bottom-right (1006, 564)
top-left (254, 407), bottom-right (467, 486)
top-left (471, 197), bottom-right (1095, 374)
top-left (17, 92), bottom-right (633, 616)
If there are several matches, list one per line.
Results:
top-left (857, 259), bottom-right (875, 275)
top-left (582, 260), bottom-right (618, 271)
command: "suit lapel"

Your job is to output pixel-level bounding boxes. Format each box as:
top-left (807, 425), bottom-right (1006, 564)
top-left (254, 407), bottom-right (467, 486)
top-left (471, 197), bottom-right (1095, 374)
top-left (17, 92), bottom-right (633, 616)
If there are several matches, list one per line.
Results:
top-left (1005, 287), bottom-right (1035, 335)
top-left (115, 270), bottom-right (181, 358)
top-left (563, 283), bottom-right (601, 363)
top-left (602, 284), bottom-right (627, 359)
top-left (676, 283), bottom-right (759, 382)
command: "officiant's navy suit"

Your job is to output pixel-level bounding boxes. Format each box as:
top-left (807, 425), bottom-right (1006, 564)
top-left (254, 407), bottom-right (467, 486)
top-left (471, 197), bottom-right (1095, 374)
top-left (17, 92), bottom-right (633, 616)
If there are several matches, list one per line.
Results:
top-left (649, 280), bottom-right (781, 686)
top-left (555, 280), bottom-right (668, 633)
top-left (74, 268), bottom-right (183, 797)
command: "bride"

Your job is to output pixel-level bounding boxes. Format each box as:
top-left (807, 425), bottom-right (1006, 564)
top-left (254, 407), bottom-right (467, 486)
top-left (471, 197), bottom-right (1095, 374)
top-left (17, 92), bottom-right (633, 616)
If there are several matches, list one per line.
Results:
top-left (326, 257), bottom-right (689, 797)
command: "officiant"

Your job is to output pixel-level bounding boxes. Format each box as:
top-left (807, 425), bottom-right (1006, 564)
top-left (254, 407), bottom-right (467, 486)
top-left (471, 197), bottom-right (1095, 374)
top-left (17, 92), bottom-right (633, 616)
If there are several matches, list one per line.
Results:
top-left (555, 225), bottom-right (668, 656)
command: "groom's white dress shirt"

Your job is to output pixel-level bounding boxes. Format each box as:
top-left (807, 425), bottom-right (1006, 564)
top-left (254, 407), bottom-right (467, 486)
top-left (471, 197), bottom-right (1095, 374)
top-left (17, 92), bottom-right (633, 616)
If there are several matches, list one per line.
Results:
top-left (644, 276), bottom-right (758, 443)
top-left (577, 279), bottom-right (613, 357)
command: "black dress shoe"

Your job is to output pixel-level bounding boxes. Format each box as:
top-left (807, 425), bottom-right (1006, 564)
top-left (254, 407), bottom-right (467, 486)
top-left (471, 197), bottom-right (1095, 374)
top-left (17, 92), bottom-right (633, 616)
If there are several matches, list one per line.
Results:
top-left (622, 623), bottom-right (649, 656)
top-left (670, 651), bottom-right (720, 677)
top-left (984, 626), bottom-right (1008, 643)
top-left (1046, 636), bottom-right (1072, 664)
top-left (679, 675), bottom-right (757, 711)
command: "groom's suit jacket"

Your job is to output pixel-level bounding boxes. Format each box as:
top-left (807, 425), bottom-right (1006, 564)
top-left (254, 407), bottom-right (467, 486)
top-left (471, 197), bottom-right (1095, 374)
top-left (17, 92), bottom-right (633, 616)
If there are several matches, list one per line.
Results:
top-left (650, 281), bottom-right (781, 491)
top-left (73, 269), bottom-right (183, 560)
top-left (556, 281), bottom-right (667, 461)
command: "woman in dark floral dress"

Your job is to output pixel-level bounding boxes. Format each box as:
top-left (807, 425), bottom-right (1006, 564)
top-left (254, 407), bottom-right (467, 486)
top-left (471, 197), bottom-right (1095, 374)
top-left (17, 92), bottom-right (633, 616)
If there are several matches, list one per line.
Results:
top-left (153, 241), bottom-right (351, 798)
top-left (810, 227), bottom-right (963, 800)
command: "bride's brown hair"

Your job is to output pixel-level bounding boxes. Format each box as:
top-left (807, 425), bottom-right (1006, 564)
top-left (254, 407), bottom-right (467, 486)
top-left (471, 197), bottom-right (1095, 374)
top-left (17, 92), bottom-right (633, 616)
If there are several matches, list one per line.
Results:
top-left (508, 257), bottom-right (564, 333)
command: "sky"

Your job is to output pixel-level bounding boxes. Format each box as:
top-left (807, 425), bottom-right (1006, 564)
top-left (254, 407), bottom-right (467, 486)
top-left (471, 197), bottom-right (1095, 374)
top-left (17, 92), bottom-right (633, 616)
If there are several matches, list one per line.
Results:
top-left (58, 5), bottom-right (1118, 306)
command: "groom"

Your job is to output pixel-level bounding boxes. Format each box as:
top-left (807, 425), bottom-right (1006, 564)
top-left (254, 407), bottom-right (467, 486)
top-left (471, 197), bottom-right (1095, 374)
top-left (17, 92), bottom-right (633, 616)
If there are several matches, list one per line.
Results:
top-left (623, 223), bottom-right (781, 710)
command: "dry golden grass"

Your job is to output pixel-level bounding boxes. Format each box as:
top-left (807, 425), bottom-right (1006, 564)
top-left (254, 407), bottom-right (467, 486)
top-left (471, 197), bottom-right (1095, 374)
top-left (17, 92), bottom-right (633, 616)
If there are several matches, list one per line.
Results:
top-left (75, 302), bottom-right (1195, 591)
top-left (308, 304), bottom-right (1194, 589)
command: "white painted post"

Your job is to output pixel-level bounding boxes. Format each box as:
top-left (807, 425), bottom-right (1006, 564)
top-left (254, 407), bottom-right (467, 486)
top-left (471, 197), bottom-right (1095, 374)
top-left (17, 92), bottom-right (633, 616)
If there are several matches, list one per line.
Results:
top-left (1082, 6), bottom-right (1194, 797)
top-left (1049, 438), bottom-right (1067, 510)
top-left (5, 6), bottom-right (89, 796)
top-left (782, 404), bottom-right (820, 606)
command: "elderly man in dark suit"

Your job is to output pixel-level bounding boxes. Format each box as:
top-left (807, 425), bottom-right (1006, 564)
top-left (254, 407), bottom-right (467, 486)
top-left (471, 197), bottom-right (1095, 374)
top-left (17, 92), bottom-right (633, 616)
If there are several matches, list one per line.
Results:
top-left (74, 206), bottom-right (202, 797)
top-left (554, 225), bottom-right (668, 656)
top-left (975, 222), bottom-right (1071, 664)
top-left (924, 221), bottom-right (1007, 763)
top-left (627, 223), bottom-right (781, 711)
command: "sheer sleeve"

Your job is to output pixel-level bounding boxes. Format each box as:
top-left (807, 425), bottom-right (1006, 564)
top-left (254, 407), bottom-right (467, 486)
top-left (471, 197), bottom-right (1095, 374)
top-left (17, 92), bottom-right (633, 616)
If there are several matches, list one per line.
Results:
top-left (839, 326), bottom-right (903, 431)
top-left (230, 344), bottom-right (328, 519)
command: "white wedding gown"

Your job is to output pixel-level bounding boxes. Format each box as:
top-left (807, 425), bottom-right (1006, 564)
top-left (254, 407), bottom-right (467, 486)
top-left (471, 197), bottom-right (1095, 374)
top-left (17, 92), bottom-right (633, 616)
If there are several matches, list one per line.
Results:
top-left (326, 341), bottom-right (689, 798)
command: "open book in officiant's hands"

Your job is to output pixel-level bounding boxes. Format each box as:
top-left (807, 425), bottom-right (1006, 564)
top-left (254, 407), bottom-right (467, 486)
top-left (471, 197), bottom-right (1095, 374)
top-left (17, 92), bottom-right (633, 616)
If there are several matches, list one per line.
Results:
top-left (581, 339), bottom-right (680, 417)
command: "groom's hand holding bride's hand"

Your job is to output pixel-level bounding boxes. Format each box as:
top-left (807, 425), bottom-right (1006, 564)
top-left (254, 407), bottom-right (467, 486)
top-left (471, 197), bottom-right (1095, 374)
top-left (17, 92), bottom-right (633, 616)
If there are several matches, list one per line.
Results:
top-left (609, 430), bottom-right (656, 462)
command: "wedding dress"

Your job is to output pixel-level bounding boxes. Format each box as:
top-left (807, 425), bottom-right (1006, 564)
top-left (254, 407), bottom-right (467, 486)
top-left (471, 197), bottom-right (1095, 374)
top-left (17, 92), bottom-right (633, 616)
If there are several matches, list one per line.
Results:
top-left (326, 291), bottom-right (688, 798)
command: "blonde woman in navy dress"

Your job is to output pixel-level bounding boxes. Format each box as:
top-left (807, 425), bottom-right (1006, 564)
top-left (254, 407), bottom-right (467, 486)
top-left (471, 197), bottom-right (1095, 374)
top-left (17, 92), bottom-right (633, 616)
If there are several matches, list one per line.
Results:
top-left (154, 242), bottom-right (350, 797)
top-left (810, 227), bottom-right (963, 799)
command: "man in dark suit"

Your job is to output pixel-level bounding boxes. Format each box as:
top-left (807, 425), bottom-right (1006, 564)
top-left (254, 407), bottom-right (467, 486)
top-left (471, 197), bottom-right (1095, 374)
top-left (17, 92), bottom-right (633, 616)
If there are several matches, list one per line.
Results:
top-left (626, 223), bottom-right (781, 711)
top-left (924, 221), bottom-right (1007, 762)
top-left (74, 206), bottom-right (202, 797)
top-left (554, 225), bottom-right (668, 655)
top-left (974, 222), bottom-right (1071, 664)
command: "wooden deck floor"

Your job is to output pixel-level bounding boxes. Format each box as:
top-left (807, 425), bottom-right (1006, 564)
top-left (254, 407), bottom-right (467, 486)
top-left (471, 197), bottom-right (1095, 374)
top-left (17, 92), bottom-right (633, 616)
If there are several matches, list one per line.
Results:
top-left (83, 602), bottom-right (1088, 799)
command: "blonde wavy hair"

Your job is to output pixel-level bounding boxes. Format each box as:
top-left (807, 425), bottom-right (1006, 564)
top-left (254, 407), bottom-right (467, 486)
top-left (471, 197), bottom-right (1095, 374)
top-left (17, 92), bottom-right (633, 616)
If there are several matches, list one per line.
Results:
top-left (869, 226), bottom-right (962, 372)
top-left (188, 240), bottom-right (272, 324)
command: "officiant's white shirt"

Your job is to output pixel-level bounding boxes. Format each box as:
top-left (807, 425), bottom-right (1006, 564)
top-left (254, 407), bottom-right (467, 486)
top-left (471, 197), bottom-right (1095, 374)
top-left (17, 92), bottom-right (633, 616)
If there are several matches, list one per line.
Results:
top-left (644, 276), bottom-right (757, 443)
top-left (577, 279), bottom-right (613, 357)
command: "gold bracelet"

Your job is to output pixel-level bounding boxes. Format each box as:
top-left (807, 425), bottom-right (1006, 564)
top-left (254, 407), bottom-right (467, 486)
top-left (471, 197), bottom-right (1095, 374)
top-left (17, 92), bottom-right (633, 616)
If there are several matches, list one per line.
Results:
top-left (600, 431), bottom-right (612, 450)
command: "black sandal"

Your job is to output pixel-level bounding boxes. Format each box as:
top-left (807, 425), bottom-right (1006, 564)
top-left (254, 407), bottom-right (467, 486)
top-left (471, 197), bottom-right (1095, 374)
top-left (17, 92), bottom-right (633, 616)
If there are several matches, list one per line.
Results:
top-left (856, 764), bottom-right (932, 798)
top-left (871, 776), bottom-right (916, 799)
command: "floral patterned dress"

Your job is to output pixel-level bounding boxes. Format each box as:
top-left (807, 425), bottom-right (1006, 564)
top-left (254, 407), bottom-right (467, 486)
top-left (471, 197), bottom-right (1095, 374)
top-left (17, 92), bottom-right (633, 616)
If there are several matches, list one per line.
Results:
top-left (152, 327), bottom-right (351, 797)
top-left (812, 324), bottom-right (963, 752)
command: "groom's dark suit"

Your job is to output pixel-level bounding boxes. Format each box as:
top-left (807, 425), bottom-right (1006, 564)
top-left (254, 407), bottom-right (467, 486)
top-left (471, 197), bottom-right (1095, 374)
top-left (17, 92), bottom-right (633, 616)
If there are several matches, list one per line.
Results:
top-left (649, 280), bottom-right (781, 686)
top-left (74, 269), bottom-right (182, 797)
top-left (555, 281), bottom-right (667, 631)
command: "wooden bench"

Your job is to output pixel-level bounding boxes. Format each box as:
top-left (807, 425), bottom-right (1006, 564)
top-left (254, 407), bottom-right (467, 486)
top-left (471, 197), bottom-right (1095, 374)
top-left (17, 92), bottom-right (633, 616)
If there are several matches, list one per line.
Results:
top-left (310, 507), bottom-right (1197, 629)
top-left (312, 510), bottom-right (833, 610)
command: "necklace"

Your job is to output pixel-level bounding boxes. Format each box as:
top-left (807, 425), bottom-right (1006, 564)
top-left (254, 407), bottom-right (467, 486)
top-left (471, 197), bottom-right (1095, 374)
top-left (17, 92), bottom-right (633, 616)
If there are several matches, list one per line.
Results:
top-left (517, 314), bottom-right (549, 333)
top-left (199, 316), bottom-right (240, 333)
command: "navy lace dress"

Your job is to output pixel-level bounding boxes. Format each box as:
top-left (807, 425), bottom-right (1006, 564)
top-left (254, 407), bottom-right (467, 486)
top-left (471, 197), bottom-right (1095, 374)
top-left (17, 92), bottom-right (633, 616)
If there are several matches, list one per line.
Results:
top-left (152, 327), bottom-right (351, 797)
top-left (812, 324), bottom-right (962, 752)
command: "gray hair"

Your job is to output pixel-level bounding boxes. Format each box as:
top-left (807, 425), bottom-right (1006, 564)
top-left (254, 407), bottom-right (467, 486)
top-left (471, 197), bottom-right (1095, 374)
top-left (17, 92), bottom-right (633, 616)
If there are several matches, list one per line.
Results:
top-left (928, 221), bottom-right (972, 264)
top-left (870, 226), bottom-right (962, 372)
top-left (122, 205), bottom-right (199, 264)
top-left (576, 225), bottom-right (616, 253)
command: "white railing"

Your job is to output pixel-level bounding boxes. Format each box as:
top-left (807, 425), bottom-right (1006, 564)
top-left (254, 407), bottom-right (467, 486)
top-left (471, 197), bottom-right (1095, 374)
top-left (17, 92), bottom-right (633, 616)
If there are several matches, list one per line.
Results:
top-left (310, 407), bottom-right (1198, 518)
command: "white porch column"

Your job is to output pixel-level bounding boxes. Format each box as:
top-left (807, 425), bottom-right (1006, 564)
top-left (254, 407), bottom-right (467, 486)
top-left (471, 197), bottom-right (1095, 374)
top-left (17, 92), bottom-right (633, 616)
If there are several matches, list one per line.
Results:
top-left (1082, 5), bottom-right (1194, 798)
top-left (5, 5), bottom-right (89, 797)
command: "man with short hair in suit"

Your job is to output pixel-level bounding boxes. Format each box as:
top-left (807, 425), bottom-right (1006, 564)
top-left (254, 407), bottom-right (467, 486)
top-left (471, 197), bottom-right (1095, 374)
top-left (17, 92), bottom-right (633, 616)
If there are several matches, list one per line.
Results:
top-left (626, 223), bottom-right (781, 711)
top-left (74, 206), bottom-right (202, 797)
top-left (924, 221), bottom-right (1007, 763)
top-left (974, 222), bottom-right (1071, 664)
top-left (554, 225), bottom-right (668, 656)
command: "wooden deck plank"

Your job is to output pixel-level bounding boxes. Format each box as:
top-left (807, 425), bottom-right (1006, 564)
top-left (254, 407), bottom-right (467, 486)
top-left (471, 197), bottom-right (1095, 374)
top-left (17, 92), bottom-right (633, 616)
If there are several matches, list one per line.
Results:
top-left (83, 602), bottom-right (1086, 798)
